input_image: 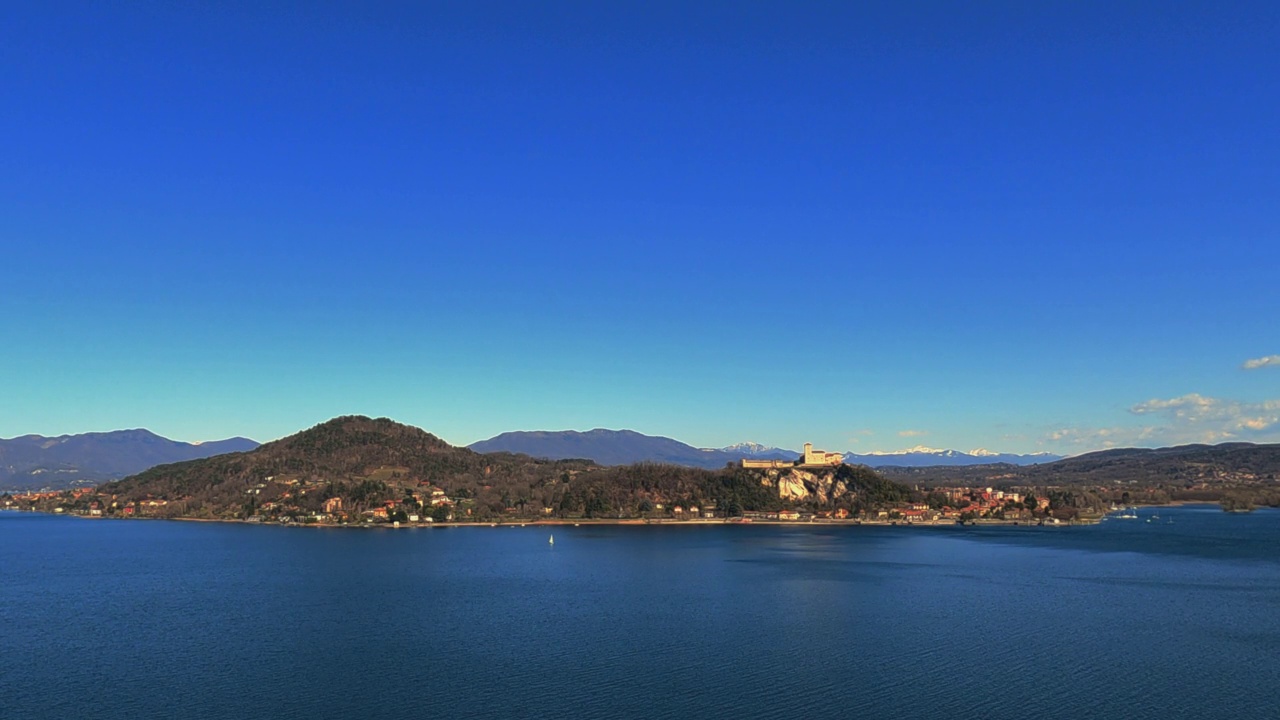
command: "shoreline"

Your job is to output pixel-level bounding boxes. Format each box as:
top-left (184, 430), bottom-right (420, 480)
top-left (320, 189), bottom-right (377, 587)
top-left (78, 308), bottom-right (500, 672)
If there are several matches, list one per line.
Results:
top-left (39, 513), bottom-right (1100, 529)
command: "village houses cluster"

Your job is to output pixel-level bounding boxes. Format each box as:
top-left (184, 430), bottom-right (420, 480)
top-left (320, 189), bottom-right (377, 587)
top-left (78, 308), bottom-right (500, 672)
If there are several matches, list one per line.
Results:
top-left (5, 482), bottom-right (1049, 526)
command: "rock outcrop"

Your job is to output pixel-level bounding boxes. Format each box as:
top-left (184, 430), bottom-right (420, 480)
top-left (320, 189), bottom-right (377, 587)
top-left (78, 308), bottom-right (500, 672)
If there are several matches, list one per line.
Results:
top-left (757, 467), bottom-right (848, 504)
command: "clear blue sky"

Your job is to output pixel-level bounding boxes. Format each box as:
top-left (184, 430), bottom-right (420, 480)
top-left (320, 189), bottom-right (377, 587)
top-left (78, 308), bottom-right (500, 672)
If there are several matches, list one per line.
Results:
top-left (3, 1), bottom-right (1277, 454)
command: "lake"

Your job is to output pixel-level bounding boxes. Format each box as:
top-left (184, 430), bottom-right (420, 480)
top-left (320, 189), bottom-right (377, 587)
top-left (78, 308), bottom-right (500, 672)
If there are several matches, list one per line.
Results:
top-left (2, 506), bottom-right (1278, 719)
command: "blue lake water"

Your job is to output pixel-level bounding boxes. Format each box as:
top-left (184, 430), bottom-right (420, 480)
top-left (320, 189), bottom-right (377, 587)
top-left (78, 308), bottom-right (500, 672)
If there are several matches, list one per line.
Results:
top-left (2, 505), bottom-right (1279, 720)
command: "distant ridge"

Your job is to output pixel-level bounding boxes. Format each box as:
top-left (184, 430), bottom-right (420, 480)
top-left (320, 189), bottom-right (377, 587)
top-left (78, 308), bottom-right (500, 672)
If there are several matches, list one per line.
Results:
top-left (0, 429), bottom-right (258, 490)
top-left (877, 442), bottom-right (1280, 486)
top-left (1022, 442), bottom-right (1280, 481)
top-left (468, 429), bottom-right (746, 469)
top-left (469, 429), bottom-right (1058, 469)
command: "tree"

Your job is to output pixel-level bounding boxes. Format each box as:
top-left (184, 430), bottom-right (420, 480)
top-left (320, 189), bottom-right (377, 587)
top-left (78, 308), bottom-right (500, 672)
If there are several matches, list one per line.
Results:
top-left (558, 490), bottom-right (583, 514)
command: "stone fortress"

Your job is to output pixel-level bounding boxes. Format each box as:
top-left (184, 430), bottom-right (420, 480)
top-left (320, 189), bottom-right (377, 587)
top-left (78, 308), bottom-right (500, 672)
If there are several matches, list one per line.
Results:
top-left (742, 443), bottom-right (843, 469)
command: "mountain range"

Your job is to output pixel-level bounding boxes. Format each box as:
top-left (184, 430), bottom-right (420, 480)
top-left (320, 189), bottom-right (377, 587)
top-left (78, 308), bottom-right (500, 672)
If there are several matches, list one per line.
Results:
top-left (469, 430), bottom-right (1060, 468)
top-left (844, 445), bottom-right (1062, 467)
top-left (0, 425), bottom-right (1067, 492)
top-left (0, 430), bottom-right (259, 490)
top-left (467, 429), bottom-right (753, 469)
top-left (12, 418), bottom-right (1279, 519)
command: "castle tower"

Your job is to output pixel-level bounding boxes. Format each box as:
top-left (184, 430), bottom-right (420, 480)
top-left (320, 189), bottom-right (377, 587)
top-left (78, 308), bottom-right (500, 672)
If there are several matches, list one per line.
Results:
top-left (800, 442), bottom-right (841, 467)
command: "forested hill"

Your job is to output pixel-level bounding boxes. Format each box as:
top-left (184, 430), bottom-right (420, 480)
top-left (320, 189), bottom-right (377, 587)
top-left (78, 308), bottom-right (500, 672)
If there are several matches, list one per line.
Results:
top-left (100, 416), bottom-right (593, 505)
top-left (880, 442), bottom-right (1280, 486)
top-left (1033, 443), bottom-right (1280, 480)
top-left (86, 416), bottom-right (910, 521)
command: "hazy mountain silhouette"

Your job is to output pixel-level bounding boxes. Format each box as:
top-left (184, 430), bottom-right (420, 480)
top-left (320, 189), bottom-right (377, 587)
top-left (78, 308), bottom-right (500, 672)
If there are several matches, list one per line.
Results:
top-left (0, 429), bottom-right (258, 490)
top-left (469, 429), bottom-right (754, 469)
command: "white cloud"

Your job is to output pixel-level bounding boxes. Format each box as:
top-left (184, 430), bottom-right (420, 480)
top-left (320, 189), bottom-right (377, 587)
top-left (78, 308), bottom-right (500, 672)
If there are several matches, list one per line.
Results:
top-left (1243, 355), bottom-right (1280, 370)
top-left (1129, 394), bottom-right (1280, 435)
top-left (897, 429), bottom-right (927, 438)
top-left (1043, 426), bottom-right (1156, 449)
top-left (1043, 393), bottom-right (1280, 450)
top-left (845, 429), bottom-right (874, 445)
top-left (1130, 393), bottom-right (1219, 419)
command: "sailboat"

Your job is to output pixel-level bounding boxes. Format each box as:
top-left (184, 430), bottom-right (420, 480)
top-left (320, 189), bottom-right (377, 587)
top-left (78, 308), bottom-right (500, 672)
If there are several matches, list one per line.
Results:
top-left (549, 534), bottom-right (554, 546)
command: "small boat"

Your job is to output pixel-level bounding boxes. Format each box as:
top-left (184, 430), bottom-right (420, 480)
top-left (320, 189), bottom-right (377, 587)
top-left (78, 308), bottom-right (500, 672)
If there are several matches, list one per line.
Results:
top-left (548, 534), bottom-right (554, 546)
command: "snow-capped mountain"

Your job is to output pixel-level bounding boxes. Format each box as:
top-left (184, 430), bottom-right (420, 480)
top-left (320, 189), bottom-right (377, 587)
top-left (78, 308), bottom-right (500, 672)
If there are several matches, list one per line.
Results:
top-left (860, 445), bottom-right (957, 457)
top-left (714, 442), bottom-right (1057, 467)
top-left (845, 446), bottom-right (1061, 467)
top-left (717, 442), bottom-right (799, 459)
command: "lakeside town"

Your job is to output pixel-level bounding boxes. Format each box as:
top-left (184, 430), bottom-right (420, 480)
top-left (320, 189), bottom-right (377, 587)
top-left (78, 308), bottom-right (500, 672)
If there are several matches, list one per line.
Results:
top-left (0, 481), bottom-right (1103, 528)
